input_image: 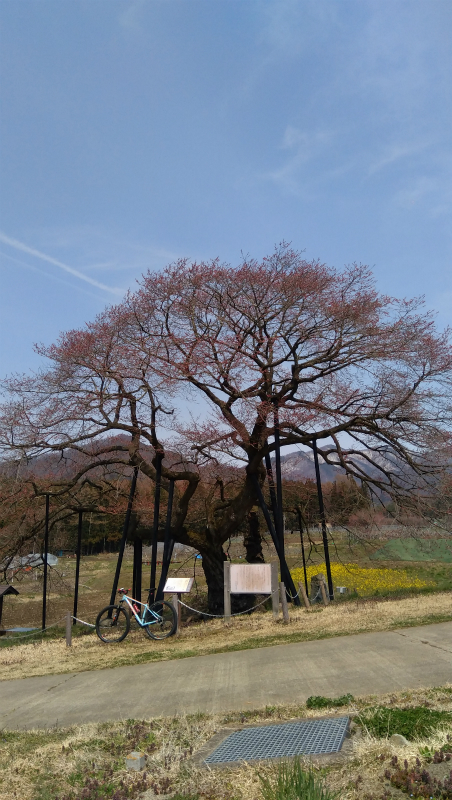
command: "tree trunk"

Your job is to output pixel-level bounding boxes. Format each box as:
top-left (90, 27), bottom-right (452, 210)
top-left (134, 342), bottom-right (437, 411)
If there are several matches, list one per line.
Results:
top-left (231, 510), bottom-right (266, 614)
top-left (199, 532), bottom-right (227, 615)
top-left (244, 510), bottom-right (265, 563)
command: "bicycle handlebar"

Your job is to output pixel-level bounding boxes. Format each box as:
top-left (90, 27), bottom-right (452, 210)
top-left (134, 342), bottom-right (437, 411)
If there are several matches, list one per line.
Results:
top-left (118, 588), bottom-right (130, 595)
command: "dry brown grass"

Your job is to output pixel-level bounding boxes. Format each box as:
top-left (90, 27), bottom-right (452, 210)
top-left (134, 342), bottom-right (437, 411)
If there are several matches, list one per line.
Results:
top-left (1, 590), bottom-right (452, 682)
top-left (2, 685), bottom-right (452, 800)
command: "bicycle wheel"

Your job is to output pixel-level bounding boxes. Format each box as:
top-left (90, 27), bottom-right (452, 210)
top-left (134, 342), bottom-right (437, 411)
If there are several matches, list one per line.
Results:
top-left (143, 600), bottom-right (177, 640)
top-left (96, 605), bottom-right (130, 643)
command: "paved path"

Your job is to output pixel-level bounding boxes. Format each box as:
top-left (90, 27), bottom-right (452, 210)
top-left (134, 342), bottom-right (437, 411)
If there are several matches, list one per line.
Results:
top-left (1, 621), bottom-right (451, 730)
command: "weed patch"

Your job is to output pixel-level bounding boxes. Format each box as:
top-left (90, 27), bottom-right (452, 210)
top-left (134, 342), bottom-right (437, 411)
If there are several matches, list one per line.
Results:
top-left (258, 759), bottom-right (338, 800)
top-left (306, 694), bottom-right (354, 709)
top-left (358, 706), bottom-right (452, 740)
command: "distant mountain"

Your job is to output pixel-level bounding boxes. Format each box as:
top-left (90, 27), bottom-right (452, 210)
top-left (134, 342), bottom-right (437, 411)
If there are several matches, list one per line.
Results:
top-left (274, 447), bottom-right (409, 485)
top-left (275, 450), bottom-right (343, 483)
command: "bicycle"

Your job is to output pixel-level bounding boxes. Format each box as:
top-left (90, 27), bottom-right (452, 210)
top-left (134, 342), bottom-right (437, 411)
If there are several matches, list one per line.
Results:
top-left (95, 588), bottom-right (177, 643)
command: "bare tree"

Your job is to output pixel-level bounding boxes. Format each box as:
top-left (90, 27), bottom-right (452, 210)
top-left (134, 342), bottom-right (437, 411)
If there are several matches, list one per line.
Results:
top-left (1, 244), bottom-right (451, 609)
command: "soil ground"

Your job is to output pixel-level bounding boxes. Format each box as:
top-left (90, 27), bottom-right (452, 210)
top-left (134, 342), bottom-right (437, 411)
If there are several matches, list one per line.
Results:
top-left (1, 685), bottom-right (452, 800)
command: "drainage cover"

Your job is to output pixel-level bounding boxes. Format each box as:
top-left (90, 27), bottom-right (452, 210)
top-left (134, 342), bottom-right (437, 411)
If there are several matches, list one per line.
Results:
top-left (204, 716), bottom-right (349, 764)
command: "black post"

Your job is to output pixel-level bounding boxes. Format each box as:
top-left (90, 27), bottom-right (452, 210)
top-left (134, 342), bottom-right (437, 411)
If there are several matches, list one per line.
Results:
top-left (109, 467), bottom-right (139, 607)
top-left (73, 510), bottom-right (83, 625)
top-left (273, 406), bottom-right (285, 549)
top-left (312, 437), bottom-right (334, 600)
top-left (132, 538), bottom-right (142, 603)
top-left (156, 479), bottom-right (175, 601)
top-left (297, 507), bottom-right (309, 595)
top-left (264, 452), bottom-right (280, 542)
top-left (42, 493), bottom-right (50, 630)
top-left (148, 453), bottom-right (163, 605)
top-left (251, 475), bottom-right (300, 604)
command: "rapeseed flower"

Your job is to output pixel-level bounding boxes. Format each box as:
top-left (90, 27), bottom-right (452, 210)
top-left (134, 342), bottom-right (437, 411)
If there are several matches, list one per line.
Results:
top-left (291, 562), bottom-right (431, 596)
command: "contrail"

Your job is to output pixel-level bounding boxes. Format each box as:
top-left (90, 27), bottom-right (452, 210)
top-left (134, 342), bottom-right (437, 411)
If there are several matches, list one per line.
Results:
top-left (0, 232), bottom-right (122, 295)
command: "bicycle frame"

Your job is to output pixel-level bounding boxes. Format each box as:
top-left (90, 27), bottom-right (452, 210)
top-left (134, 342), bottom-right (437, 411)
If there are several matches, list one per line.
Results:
top-left (119, 592), bottom-right (162, 629)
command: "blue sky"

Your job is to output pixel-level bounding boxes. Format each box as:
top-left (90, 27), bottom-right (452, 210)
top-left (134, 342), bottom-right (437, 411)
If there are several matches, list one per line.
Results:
top-left (0, 0), bottom-right (451, 378)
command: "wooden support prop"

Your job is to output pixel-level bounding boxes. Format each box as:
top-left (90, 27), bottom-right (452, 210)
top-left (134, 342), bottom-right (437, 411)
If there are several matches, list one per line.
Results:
top-left (298, 581), bottom-right (311, 610)
top-left (65, 612), bottom-right (72, 647)
top-left (171, 593), bottom-right (181, 636)
top-left (280, 582), bottom-right (289, 623)
top-left (271, 561), bottom-right (279, 619)
top-left (223, 561), bottom-right (231, 623)
top-left (320, 579), bottom-right (329, 606)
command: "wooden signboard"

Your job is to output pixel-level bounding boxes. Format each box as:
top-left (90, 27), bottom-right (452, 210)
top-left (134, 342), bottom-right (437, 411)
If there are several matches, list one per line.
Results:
top-left (224, 562), bottom-right (279, 623)
top-left (230, 564), bottom-right (272, 595)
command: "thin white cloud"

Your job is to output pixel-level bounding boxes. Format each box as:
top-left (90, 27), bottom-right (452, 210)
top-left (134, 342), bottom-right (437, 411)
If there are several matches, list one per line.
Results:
top-left (0, 251), bottom-right (103, 301)
top-left (264, 127), bottom-right (334, 192)
top-left (368, 142), bottom-right (430, 175)
top-left (0, 232), bottom-right (122, 295)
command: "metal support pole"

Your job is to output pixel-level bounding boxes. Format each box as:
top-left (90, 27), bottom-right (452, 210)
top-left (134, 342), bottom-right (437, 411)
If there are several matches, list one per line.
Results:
top-left (132, 538), bottom-right (142, 603)
top-left (42, 494), bottom-right (50, 631)
top-left (264, 452), bottom-right (280, 544)
top-left (73, 510), bottom-right (83, 625)
top-left (149, 453), bottom-right (163, 605)
top-left (156, 479), bottom-right (175, 601)
top-left (273, 406), bottom-right (285, 549)
top-left (109, 467), bottom-right (139, 607)
top-left (297, 507), bottom-right (309, 596)
top-left (312, 437), bottom-right (334, 601)
top-left (251, 475), bottom-right (300, 605)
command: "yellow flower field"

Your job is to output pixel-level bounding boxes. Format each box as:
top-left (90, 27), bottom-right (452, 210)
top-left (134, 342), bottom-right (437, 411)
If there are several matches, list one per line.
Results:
top-left (291, 562), bottom-right (432, 596)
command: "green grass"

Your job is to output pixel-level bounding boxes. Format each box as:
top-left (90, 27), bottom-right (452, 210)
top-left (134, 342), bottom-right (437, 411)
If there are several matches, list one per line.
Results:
top-left (371, 538), bottom-right (452, 563)
top-left (306, 694), bottom-right (354, 709)
top-left (258, 759), bottom-right (338, 800)
top-left (358, 705), bottom-right (452, 740)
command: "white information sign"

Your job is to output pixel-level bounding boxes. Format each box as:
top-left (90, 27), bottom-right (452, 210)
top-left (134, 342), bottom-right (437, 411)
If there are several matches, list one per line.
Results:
top-left (163, 577), bottom-right (194, 594)
top-left (229, 564), bottom-right (272, 595)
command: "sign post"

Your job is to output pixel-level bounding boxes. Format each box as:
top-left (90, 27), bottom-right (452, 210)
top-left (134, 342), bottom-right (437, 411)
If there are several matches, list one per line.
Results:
top-left (162, 577), bottom-right (194, 635)
top-left (224, 562), bottom-right (279, 623)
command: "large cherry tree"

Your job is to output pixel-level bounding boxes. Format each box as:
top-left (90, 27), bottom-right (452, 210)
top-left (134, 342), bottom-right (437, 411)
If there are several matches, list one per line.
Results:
top-left (1, 245), bottom-right (451, 610)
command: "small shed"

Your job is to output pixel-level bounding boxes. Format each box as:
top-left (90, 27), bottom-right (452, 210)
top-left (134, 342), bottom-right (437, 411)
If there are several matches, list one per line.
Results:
top-left (0, 585), bottom-right (19, 635)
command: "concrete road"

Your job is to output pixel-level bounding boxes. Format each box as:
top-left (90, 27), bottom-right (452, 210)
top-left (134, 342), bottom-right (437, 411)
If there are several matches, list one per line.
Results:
top-left (0, 621), bottom-right (451, 730)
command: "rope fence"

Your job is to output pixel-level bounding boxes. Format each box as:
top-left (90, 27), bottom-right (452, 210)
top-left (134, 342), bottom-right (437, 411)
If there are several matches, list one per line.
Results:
top-left (0, 616), bottom-right (67, 641)
top-left (178, 589), bottom-right (280, 619)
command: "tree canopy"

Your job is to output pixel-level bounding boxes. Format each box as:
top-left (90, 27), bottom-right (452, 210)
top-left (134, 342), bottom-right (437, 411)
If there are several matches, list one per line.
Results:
top-left (1, 245), bottom-right (451, 608)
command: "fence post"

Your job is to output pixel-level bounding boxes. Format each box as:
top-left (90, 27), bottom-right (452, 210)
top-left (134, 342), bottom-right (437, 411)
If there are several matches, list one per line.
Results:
top-left (298, 582), bottom-right (311, 610)
top-left (224, 562), bottom-right (231, 623)
top-left (65, 612), bottom-right (72, 647)
top-left (280, 582), bottom-right (289, 623)
top-left (271, 561), bottom-right (279, 619)
top-left (172, 593), bottom-right (181, 636)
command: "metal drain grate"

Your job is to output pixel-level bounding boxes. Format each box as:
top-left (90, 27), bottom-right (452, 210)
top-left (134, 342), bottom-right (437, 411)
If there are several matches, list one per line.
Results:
top-left (204, 716), bottom-right (349, 764)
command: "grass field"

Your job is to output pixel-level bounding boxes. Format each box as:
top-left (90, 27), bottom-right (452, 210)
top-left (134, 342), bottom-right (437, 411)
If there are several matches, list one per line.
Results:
top-left (3, 530), bottom-right (452, 632)
top-left (1, 591), bottom-right (452, 681)
top-left (2, 685), bottom-right (452, 800)
top-left (2, 530), bottom-right (452, 681)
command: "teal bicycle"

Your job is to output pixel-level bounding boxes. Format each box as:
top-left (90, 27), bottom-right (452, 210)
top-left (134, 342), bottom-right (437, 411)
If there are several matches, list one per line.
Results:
top-left (96, 588), bottom-right (177, 643)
